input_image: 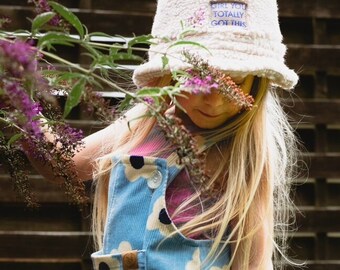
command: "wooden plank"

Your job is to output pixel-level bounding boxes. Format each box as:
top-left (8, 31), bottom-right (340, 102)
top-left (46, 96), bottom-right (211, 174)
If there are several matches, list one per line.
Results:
top-left (294, 181), bottom-right (315, 206)
top-left (0, 170), bottom-right (92, 204)
top-left (286, 261), bottom-right (340, 270)
top-left (287, 45), bottom-right (340, 73)
top-left (0, 262), bottom-right (85, 270)
top-left (327, 234), bottom-right (340, 260)
top-left (0, 231), bottom-right (93, 258)
top-left (284, 100), bottom-right (340, 125)
top-left (304, 154), bottom-right (340, 178)
top-left (296, 207), bottom-right (340, 232)
top-left (89, 0), bottom-right (156, 13)
top-left (0, 175), bottom-right (70, 203)
top-left (76, 11), bottom-right (153, 36)
top-left (0, 0), bottom-right (80, 7)
top-left (278, 0), bottom-right (340, 19)
top-left (0, 203), bottom-right (89, 231)
top-left (0, 7), bottom-right (154, 35)
top-left (288, 234), bottom-right (316, 260)
top-left (327, 182), bottom-right (340, 205)
top-left (280, 17), bottom-right (314, 45)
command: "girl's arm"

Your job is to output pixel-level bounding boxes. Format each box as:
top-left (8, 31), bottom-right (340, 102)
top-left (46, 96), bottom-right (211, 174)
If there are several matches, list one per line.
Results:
top-left (231, 209), bottom-right (274, 270)
top-left (26, 104), bottom-right (145, 182)
top-left (24, 121), bottom-right (121, 182)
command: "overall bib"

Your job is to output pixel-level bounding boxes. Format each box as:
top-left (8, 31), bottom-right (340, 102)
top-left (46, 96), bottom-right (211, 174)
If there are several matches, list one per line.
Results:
top-left (91, 153), bottom-right (231, 270)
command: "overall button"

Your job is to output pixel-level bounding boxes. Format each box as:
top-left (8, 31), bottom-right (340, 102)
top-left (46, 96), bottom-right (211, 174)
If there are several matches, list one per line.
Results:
top-left (122, 251), bottom-right (138, 270)
top-left (147, 170), bottom-right (163, 189)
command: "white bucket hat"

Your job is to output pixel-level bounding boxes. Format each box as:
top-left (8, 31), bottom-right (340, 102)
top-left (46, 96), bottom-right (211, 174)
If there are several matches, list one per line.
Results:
top-left (133, 0), bottom-right (298, 90)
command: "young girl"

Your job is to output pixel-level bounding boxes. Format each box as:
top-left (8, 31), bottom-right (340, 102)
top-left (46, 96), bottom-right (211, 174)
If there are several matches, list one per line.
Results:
top-left (60, 0), bottom-right (299, 269)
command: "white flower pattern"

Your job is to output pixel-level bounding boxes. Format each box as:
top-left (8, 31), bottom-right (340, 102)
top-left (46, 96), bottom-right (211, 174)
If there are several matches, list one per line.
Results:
top-left (146, 196), bottom-right (174, 236)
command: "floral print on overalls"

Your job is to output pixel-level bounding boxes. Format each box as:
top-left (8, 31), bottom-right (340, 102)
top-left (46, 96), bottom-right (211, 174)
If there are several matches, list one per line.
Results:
top-left (91, 154), bottom-right (230, 270)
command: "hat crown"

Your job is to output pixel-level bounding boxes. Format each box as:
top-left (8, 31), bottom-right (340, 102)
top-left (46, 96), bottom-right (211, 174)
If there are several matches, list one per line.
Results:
top-left (152, 0), bottom-right (282, 41)
top-left (133, 0), bottom-right (298, 90)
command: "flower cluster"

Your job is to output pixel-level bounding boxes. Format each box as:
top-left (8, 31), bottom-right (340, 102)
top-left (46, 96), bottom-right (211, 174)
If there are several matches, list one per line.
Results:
top-left (81, 86), bottom-right (117, 124)
top-left (4, 81), bottom-right (43, 139)
top-left (182, 71), bottom-right (218, 95)
top-left (180, 52), bottom-right (255, 111)
top-left (0, 38), bottom-right (88, 205)
top-left (0, 136), bottom-right (37, 207)
top-left (153, 107), bottom-right (209, 192)
top-left (0, 40), bottom-right (38, 78)
top-left (187, 7), bottom-right (206, 28)
top-left (28, 0), bottom-right (61, 26)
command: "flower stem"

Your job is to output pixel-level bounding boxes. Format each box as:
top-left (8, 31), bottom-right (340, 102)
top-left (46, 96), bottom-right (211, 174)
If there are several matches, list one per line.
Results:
top-left (41, 50), bottom-right (133, 95)
top-left (0, 117), bottom-right (26, 134)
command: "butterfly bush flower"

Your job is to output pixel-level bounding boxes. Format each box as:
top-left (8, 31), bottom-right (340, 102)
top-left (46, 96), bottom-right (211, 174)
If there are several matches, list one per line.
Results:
top-left (0, 136), bottom-right (37, 207)
top-left (143, 97), bottom-right (155, 105)
top-left (81, 86), bottom-right (117, 123)
top-left (4, 81), bottom-right (43, 139)
top-left (0, 37), bottom-right (86, 204)
top-left (28, 0), bottom-right (61, 26)
top-left (181, 52), bottom-right (255, 111)
top-left (53, 124), bottom-right (84, 152)
top-left (0, 40), bottom-right (38, 78)
top-left (182, 70), bottom-right (219, 94)
top-left (187, 7), bottom-right (206, 28)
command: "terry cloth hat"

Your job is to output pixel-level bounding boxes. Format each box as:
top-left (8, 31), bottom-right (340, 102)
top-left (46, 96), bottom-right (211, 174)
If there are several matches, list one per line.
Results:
top-left (133, 0), bottom-right (298, 90)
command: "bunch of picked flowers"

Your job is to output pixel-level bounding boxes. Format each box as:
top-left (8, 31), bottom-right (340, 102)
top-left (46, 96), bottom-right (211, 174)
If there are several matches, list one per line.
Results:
top-left (179, 52), bottom-right (255, 111)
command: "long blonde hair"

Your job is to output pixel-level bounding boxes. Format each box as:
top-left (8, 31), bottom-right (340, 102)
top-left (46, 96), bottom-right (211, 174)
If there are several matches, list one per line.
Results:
top-left (91, 76), bottom-right (298, 269)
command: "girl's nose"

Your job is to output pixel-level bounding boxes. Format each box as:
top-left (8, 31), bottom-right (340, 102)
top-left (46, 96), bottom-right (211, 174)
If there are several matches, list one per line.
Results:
top-left (204, 89), bottom-right (224, 107)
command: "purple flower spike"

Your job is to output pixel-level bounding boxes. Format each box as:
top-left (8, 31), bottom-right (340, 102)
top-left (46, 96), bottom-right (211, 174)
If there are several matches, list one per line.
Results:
top-left (182, 75), bottom-right (218, 95)
top-left (4, 81), bottom-right (43, 139)
top-left (0, 40), bottom-right (38, 78)
top-left (28, 0), bottom-right (62, 27)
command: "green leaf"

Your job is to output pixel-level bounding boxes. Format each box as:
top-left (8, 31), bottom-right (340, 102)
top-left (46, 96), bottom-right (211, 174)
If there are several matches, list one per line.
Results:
top-left (127, 34), bottom-right (153, 54)
top-left (49, 1), bottom-right (84, 39)
top-left (63, 78), bottom-right (86, 118)
top-left (31, 11), bottom-right (56, 34)
top-left (110, 52), bottom-right (143, 62)
top-left (57, 72), bottom-right (85, 82)
top-left (127, 34), bottom-right (153, 47)
top-left (179, 30), bottom-right (197, 39)
top-left (168, 41), bottom-right (209, 52)
top-left (118, 93), bottom-right (134, 112)
top-left (88, 32), bottom-right (117, 40)
top-left (136, 87), bottom-right (163, 97)
top-left (37, 32), bottom-right (76, 49)
top-left (162, 55), bottom-right (169, 69)
top-left (8, 133), bottom-right (23, 146)
top-left (81, 43), bottom-right (102, 58)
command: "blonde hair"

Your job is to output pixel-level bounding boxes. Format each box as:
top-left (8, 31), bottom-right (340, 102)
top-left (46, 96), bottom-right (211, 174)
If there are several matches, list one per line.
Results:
top-left (91, 76), bottom-right (298, 269)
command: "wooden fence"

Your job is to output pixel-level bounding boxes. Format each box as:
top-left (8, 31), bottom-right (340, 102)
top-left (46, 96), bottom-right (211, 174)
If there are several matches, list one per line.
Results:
top-left (0, 0), bottom-right (339, 269)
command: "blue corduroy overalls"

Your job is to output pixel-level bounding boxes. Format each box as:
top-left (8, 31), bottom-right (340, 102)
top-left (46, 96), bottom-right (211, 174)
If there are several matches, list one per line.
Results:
top-left (91, 153), bottom-right (231, 270)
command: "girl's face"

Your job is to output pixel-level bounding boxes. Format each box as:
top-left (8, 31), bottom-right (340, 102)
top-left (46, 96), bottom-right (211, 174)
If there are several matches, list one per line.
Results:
top-left (176, 75), bottom-right (254, 129)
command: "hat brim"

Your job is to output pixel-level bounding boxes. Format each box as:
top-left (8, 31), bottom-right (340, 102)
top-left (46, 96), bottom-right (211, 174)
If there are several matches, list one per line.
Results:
top-left (133, 49), bottom-right (298, 90)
